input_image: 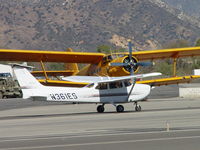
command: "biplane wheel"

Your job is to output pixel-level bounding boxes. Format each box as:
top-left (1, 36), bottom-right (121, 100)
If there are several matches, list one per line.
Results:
top-left (135, 105), bottom-right (141, 112)
top-left (97, 105), bottom-right (105, 113)
top-left (116, 105), bottom-right (124, 112)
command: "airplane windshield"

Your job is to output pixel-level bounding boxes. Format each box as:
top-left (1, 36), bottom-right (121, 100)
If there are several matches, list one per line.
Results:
top-left (85, 83), bottom-right (94, 88)
top-left (95, 83), bottom-right (108, 90)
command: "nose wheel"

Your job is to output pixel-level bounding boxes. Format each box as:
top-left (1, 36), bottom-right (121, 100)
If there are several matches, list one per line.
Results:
top-left (134, 102), bottom-right (142, 112)
top-left (97, 104), bottom-right (105, 113)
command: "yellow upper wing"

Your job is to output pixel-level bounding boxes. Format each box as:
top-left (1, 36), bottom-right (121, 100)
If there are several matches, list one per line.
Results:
top-left (117, 46), bottom-right (200, 60)
top-left (0, 49), bottom-right (105, 64)
top-left (1, 46), bottom-right (200, 63)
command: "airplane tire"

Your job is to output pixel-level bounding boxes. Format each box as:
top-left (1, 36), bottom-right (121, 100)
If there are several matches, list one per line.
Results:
top-left (135, 105), bottom-right (141, 112)
top-left (116, 105), bottom-right (124, 112)
top-left (97, 105), bottom-right (105, 113)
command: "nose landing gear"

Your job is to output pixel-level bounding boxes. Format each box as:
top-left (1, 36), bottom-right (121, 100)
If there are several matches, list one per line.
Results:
top-left (134, 102), bottom-right (142, 112)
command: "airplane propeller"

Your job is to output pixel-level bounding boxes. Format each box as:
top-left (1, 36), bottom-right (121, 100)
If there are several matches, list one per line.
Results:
top-left (110, 40), bottom-right (153, 75)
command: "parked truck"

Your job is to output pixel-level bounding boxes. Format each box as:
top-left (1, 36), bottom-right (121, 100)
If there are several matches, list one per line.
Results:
top-left (0, 64), bottom-right (22, 99)
top-left (0, 73), bottom-right (22, 99)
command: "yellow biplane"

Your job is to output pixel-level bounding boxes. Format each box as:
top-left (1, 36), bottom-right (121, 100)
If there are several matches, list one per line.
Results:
top-left (0, 42), bottom-right (200, 87)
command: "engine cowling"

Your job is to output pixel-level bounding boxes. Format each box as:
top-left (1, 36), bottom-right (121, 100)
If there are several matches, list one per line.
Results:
top-left (108, 56), bottom-right (139, 76)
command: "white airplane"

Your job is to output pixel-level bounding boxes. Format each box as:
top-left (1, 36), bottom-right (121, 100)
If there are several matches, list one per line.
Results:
top-left (13, 64), bottom-right (161, 113)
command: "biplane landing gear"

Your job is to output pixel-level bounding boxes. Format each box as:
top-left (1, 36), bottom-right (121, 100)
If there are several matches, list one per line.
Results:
top-left (97, 104), bottom-right (105, 113)
top-left (116, 105), bottom-right (124, 113)
top-left (134, 102), bottom-right (142, 112)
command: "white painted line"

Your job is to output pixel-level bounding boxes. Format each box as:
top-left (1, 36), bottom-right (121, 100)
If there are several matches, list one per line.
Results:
top-left (1, 128), bottom-right (200, 142)
top-left (4, 135), bottom-right (200, 150)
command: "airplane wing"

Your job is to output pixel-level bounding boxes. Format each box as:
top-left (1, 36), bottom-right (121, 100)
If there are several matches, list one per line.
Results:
top-left (62, 76), bottom-right (114, 83)
top-left (0, 49), bottom-right (105, 63)
top-left (137, 75), bottom-right (200, 86)
top-left (62, 72), bottom-right (162, 84)
top-left (39, 74), bottom-right (200, 87)
top-left (118, 46), bottom-right (200, 61)
top-left (1, 46), bottom-right (200, 63)
top-left (32, 70), bottom-right (77, 76)
top-left (38, 79), bottom-right (88, 87)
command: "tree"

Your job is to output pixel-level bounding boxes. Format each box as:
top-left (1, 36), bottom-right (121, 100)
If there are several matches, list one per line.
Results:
top-left (163, 39), bottom-right (189, 49)
top-left (154, 60), bottom-right (172, 76)
top-left (160, 39), bottom-right (192, 76)
top-left (195, 38), bottom-right (200, 46)
top-left (97, 45), bottom-right (111, 54)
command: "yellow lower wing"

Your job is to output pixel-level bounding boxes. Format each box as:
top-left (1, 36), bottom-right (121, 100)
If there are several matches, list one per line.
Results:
top-left (38, 79), bottom-right (87, 87)
top-left (38, 75), bottom-right (200, 87)
top-left (137, 75), bottom-right (200, 86)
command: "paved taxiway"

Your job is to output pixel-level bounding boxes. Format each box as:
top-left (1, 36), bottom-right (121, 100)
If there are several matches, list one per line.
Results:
top-left (0, 85), bottom-right (200, 149)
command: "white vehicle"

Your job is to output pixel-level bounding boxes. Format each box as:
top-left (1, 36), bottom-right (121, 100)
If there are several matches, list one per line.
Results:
top-left (13, 65), bottom-right (161, 113)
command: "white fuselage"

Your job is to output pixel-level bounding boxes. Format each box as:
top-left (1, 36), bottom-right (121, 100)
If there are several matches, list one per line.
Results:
top-left (22, 83), bottom-right (151, 103)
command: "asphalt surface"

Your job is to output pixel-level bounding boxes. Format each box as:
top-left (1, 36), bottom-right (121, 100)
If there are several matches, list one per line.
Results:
top-left (0, 129), bottom-right (200, 150)
top-left (0, 85), bottom-right (200, 150)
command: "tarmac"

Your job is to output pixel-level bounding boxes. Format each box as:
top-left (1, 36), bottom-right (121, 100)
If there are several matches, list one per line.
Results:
top-left (0, 85), bottom-right (200, 150)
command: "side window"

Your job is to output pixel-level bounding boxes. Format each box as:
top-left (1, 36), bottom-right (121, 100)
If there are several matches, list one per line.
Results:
top-left (96, 83), bottom-right (108, 90)
top-left (109, 81), bottom-right (123, 89)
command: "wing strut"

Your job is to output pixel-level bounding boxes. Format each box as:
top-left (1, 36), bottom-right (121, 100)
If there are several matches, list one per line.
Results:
top-left (173, 58), bottom-right (177, 77)
top-left (127, 79), bottom-right (136, 101)
top-left (40, 60), bottom-right (49, 81)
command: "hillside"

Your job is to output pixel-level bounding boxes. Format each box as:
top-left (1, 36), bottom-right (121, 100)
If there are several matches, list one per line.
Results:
top-left (0, 0), bottom-right (200, 52)
top-left (162, 0), bottom-right (200, 19)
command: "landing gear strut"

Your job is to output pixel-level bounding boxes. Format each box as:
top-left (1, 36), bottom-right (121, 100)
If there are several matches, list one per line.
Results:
top-left (97, 104), bottom-right (105, 113)
top-left (134, 102), bottom-right (141, 112)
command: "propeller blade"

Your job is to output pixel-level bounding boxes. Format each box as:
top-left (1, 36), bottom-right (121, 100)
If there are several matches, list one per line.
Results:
top-left (128, 40), bottom-right (133, 62)
top-left (136, 62), bottom-right (153, 67)
top-left (128, 40), bottom-right (134, 75)
top-left (110, 63), bottom-right (128, 67)
top-left (130, 66), bottom-right (134, 75)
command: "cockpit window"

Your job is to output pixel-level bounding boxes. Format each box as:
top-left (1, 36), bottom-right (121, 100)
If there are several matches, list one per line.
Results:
top-left (124, 80), bottom-right (132, 87)
top-left (96, 83), bottom-right (108, 90)
top-left (109, 81), bottom-right (123, 89)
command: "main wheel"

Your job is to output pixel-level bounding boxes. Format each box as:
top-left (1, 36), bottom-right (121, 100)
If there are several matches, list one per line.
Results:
top-left (116, 105), bottom-right (124, 112)
top-left (97, 105), bottom-right (105, 113)
top-left (135, 105), bottom-right (141, 112)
